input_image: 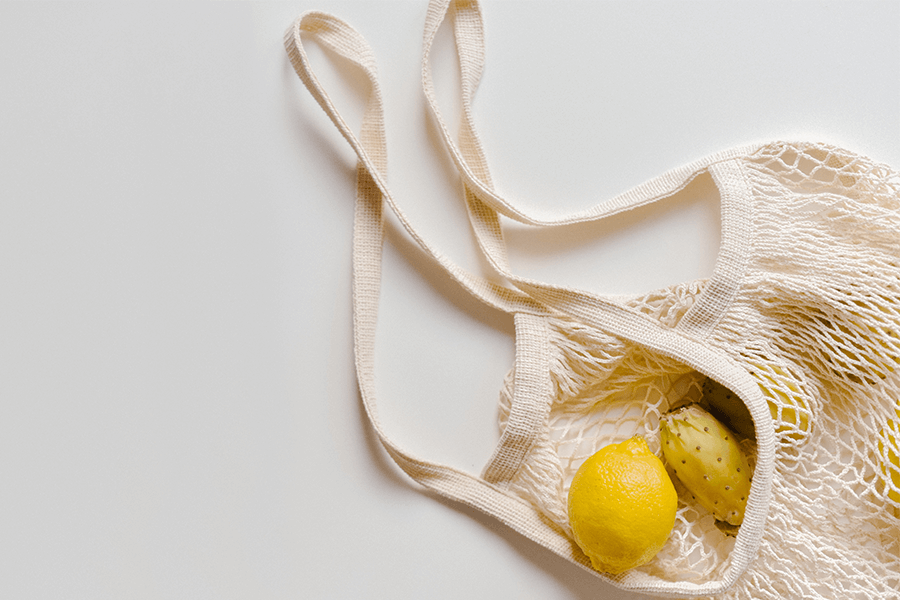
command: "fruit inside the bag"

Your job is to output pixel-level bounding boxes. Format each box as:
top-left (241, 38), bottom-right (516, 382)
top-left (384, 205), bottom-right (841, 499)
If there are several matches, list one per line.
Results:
top-left (819, 302), bottom-right (900, 384)
top-left (746, 363), bottom-right (812, 440)
top-left (701, 363), bottom-right (811, 443)
top-left (660, 404), bottom-right (753, 536)
top-left (701, 377), bottom-right (756, 441)
top-left (567, 436), bottom-right (677, 574)
top-left (879, 409), bottom-right (900, 504)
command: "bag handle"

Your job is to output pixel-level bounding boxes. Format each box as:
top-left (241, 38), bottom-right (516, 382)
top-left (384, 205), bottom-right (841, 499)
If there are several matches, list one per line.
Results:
top-left (283, 11), bottom-right (545, 317)
top-left (283, 9), bottom-right (565, 504)
top-left (421, 8), bottom-right (777, 595)
top-left (285, 7), bottom-right (776, 596)
top-left (422, 0), bottom-right (766, 341)
top-left (283, 7), bottom-right (586, 570)
top-left (424, 0), bottom-right (776, 365)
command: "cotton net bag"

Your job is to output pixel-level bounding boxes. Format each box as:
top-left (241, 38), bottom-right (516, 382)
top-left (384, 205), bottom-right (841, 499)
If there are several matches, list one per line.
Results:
top-left (285, 1), bottom-right (900, 597)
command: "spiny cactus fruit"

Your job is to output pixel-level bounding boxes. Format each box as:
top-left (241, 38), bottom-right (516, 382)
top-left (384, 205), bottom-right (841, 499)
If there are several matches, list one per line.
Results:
top-left (701, 377), bottom-right (756, 441)
top-left (660, 404), bottom-right (753, 532)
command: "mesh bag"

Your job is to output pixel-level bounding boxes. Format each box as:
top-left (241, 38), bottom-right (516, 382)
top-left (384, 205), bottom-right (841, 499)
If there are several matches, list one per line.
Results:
top-left (285, 1), bottom-right (900, 597)
top-left (500, 146), bottom-right (900, 595)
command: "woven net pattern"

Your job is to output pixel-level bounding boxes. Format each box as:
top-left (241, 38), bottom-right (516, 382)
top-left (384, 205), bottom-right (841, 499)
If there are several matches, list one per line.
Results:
top-left (497, 142), bottom-right (900, 596)
top-left (499, 282), bottom-right (744, 583)
top-left (703, 142), bottom-right (900, 599)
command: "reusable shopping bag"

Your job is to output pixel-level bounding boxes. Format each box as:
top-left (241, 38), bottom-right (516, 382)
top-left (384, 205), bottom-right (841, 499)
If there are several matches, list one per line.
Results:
top-left (285, 1), bottom-right (900, 596)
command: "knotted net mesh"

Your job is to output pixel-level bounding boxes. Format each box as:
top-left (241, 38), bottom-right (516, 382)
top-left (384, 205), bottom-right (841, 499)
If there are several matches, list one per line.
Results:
top-left (497, 142), bottom-right (900, 597)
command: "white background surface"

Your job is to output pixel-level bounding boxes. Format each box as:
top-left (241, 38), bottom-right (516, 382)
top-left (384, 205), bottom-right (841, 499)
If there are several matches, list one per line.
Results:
top-left (1, 1), bottom-right (898, 599)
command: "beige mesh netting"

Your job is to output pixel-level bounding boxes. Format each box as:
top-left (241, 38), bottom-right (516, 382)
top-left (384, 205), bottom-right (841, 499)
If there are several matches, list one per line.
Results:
top-left (286, 1), bottom-right (900, 596)
top-left (497, 142), bottom-right (900, 598)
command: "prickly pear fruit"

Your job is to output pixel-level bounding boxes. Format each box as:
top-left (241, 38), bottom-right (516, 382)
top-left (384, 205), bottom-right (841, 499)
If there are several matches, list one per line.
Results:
top-left (660, 404), bottom-right (753, 531)
top-left (714, 519), bottom-right (741, 537)
top-left (701, 377), bottom-right (756, 441)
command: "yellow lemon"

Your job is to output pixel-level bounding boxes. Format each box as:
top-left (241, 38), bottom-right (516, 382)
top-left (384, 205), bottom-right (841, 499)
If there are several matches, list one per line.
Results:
top-left (746, 361), bottom-right (812, 441)
top-left (567, 436), bottom-right (677, 574)
top-left (879, 409), bottom-right (900, 505)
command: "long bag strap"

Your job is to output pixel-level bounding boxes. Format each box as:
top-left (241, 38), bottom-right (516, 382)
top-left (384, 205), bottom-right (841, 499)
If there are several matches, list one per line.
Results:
top-left (283, 8), bottom-right (565, 511)
top-left (284, 8), bottom-right (775, 597)
top-left (421, 0), bottom-right (764, 341)
top-left (421, 0), bottom-right (776, 543)
top-left (283, 8), bottom-right (593, 575)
